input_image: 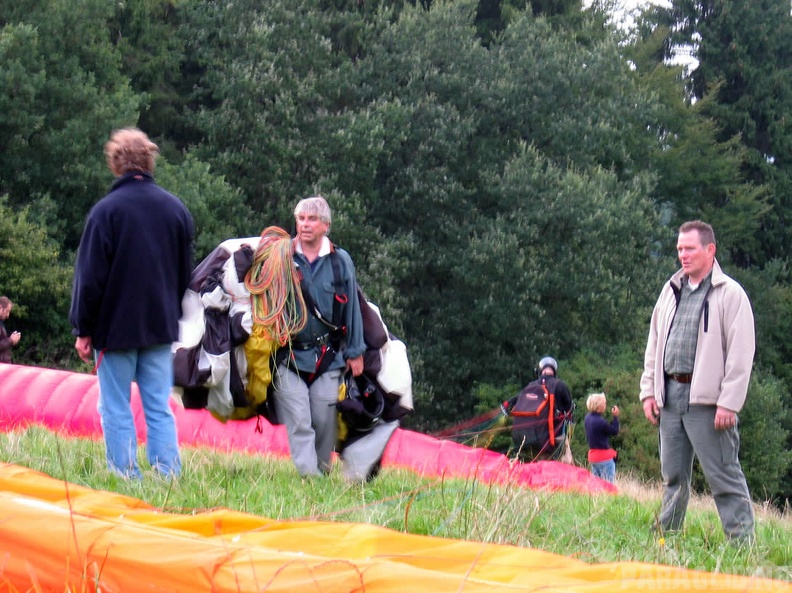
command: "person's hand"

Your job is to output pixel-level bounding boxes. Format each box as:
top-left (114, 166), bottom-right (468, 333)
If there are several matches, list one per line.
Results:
top-left (715, 406), bottom-right (737, 431)
top-left (346, 355), bottom-right (364, 377)
top-left (74, 336), bottom-right (93, 364)
top-left (611, 405), bottom-right (620, 417)
top-left (642, 398), bottom-right (659, 426)
top-left (9, 331), bottom-right (20, 345)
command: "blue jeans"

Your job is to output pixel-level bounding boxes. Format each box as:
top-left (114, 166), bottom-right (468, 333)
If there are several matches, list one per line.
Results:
top-left (590, 459), bottom-right (616, 483)
top-left (95, 345), bottom-right (181, 479)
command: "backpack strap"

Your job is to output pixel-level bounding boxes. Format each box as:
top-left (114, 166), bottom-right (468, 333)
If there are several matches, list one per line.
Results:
top-left (294, 244), bottom-right (350, 385)
top-left (328, 244), bottom-right (348, 339)
top-left (295, 244), bottom-right (348, 338)
top-left (542, 376), bottom-right (556, 446)
top-left (296, 268), bottom-right (341, 333)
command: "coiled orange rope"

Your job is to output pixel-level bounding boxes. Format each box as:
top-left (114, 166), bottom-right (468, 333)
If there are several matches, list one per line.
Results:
top-left (244, 226), bottom-right (307, 345)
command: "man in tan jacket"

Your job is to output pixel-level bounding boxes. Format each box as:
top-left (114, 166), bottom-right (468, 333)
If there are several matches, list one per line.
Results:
top-left (640, 220), bottom-right (755, 541)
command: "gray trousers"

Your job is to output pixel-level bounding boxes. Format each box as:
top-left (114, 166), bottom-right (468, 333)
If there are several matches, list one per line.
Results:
top-left (273, 364), bottom-right (342, 477)
top-left (658, 379), bottom-right (754, 539)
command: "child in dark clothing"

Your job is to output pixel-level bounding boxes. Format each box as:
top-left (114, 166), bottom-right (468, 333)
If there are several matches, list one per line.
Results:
top-left (584, 393), bottom-right (620, 483)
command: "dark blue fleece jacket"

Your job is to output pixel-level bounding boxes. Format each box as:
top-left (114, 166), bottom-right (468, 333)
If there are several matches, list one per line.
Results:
top-left (70, 172), bottom-right (194, 350)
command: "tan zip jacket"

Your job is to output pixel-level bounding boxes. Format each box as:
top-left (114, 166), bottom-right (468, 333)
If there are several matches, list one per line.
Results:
top-left (640, 260), bottom-right (755, 413)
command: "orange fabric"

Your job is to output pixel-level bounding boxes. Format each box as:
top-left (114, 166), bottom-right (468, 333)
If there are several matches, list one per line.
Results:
top-left (0, 463), bottom-right (790, 593)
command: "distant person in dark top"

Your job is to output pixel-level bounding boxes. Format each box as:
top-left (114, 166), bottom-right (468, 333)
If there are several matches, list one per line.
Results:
top-left (505, 356), bottom-right (574, 462)
top-left (0, 296), bottom-right (21, 363)
top-left (70, 128), bottom-right (194, 479)
top-left (584, 392), bottom-right (620, 483)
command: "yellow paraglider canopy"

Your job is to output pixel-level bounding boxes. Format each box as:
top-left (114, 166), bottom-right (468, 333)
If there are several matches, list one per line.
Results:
top-left (0, 462), bottom-right (789, 593)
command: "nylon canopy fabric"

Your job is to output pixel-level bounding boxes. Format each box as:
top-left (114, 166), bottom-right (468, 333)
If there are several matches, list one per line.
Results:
top-left (0, 363), bottom-right (615, 494)
top-left (0, 462), bottom-right (789, 593)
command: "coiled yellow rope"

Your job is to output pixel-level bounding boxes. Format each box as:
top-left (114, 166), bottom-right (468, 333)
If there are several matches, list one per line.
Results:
top-left (244, 226), bottom-right (307, 345)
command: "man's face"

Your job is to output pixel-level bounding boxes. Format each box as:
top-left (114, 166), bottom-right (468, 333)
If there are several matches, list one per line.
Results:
top-left (677, 230), bottom-right (715, 282)
top-left (0, 305), bottom-right (11, 320)
top-left (296, 212), bottom-right (328, 246)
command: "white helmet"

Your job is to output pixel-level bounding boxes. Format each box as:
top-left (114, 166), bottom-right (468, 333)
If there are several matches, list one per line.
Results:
top-left (538, 356), bottom-right (558, 375)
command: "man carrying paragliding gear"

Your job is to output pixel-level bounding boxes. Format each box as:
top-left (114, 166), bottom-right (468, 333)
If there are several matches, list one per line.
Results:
top-left (272, 196), bottom-right (366, 478)
top-left (502, 356), bottom-right (575, 462)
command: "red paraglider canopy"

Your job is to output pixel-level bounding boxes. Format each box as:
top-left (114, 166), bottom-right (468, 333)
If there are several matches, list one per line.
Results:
top-left (0, 363), bottom-right (615, 494)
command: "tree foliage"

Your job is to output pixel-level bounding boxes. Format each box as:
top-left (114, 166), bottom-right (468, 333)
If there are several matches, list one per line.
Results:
top-left (0, 198), bottom-right (73, 365)
top-left (664, 0), bottom-right (792, 265)
top-left (643, 0), bottom-right (792, 501)
top-left (0, 0), bottom-right (142, 250)
top-left (156, 155), bottom-right (259, 260)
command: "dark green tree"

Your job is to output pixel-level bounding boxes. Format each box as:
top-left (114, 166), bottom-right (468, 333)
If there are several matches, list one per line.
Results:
top-left (665, 0), bottom-right (792, 266)
top-left (0, 0), bottom-right (142, 250)
top-left (180, 0), bottom-right (384, 225)
top-left (624, 9), bottom-right (769, 261)
top-left (421, 147), bottom-right (662, 422)
top-left (324, 2), bottom-right (669, 424)
top-left (156, 156), bottom-right (259, 260)
top-left (107, 0), bottom-right (191, 150)
top-left (643, 6), bottom-right (792, 500)
top-left (0, 198), bottom-right (73, 366)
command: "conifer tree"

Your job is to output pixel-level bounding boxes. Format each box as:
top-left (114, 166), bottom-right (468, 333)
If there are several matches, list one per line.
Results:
top-left (666, 0), bottom-right (792, 265)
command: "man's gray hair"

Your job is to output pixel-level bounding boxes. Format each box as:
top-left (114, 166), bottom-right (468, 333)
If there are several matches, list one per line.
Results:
top-left (294, 196), bottom-right (332, 229)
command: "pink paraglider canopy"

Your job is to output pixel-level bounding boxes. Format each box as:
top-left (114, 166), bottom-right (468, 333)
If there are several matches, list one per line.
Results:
top-left (0, 363), bottom-right (616, 494)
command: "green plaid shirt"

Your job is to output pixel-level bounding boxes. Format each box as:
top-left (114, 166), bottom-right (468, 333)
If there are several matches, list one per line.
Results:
top-left (664, 274), bottom-right (711, 375)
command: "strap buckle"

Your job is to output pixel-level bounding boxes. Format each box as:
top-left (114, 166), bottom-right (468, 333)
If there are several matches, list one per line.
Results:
top-left (293, 334), bottom-right (331, 350)
top-left (666, 373), bottom-right (693, 384)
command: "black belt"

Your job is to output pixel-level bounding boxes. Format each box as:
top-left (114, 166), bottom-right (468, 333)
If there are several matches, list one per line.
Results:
top-left (292, 334), bottom-right (331, 350)
top-left (666, 373), bottom-right (693, 384)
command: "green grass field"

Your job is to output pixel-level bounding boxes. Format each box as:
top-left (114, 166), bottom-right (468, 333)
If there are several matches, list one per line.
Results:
top-left (2, 425), bottom-right (791, 582)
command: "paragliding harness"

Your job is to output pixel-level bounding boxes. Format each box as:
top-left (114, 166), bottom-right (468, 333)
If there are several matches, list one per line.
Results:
top-left (294, 246), bottom-right (348, 386)
top-left (337, 371), bottom-right (386, 434)
top-left (507, 376), bottom-right (570, 455)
